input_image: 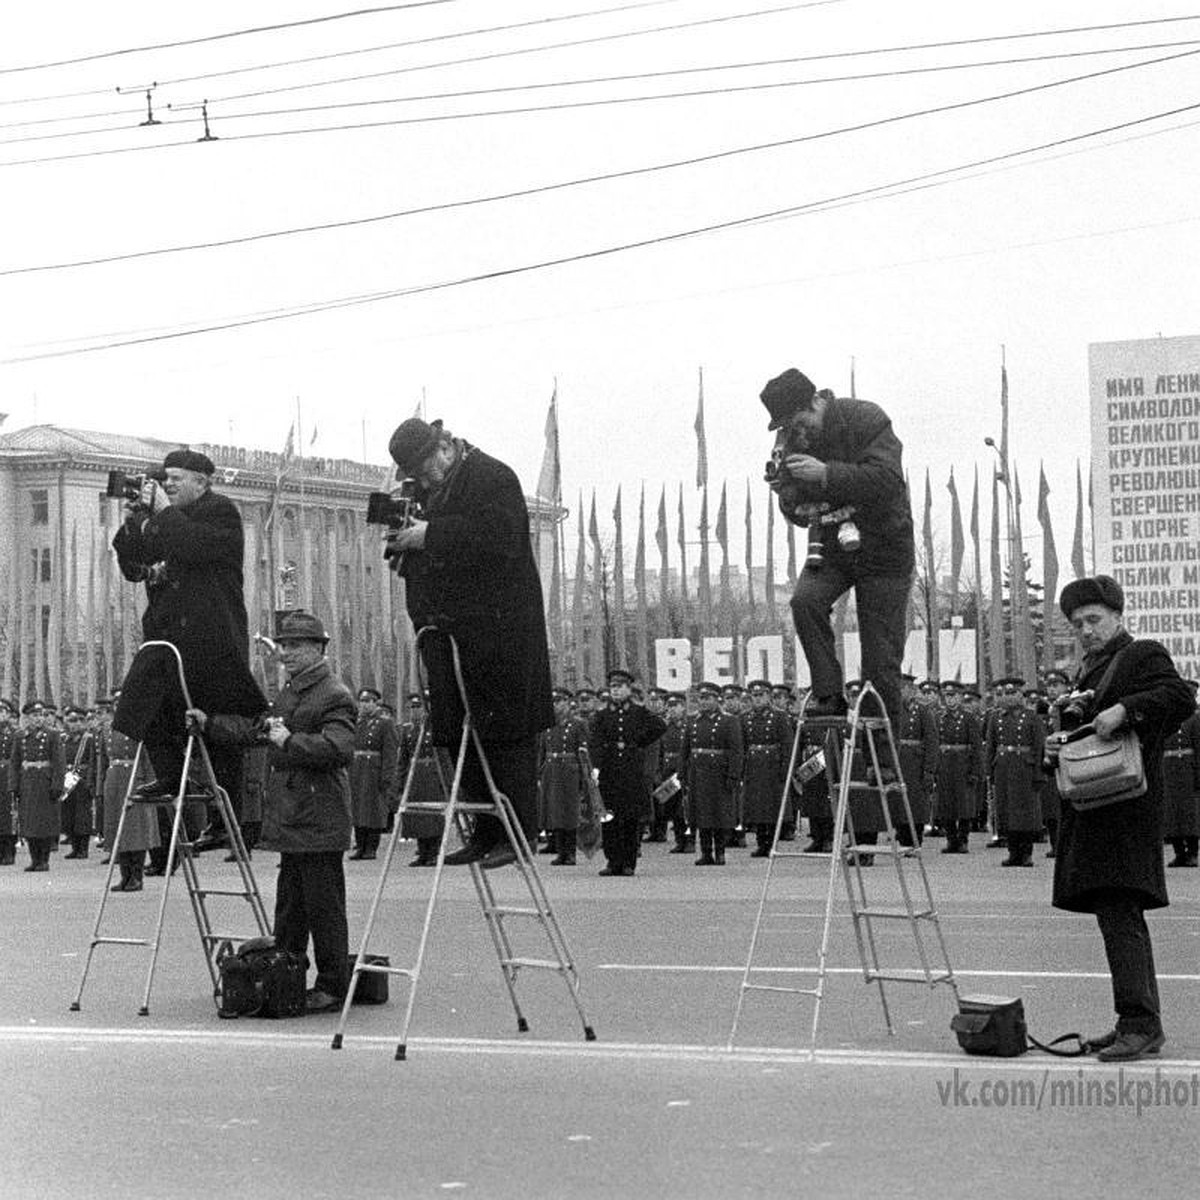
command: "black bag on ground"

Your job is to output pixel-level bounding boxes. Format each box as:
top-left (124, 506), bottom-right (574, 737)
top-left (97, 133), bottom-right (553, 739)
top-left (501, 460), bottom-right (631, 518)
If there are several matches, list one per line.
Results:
top-left (951, 994), bottom-right (1087, 1058)
top-left (347, 953), bottom-right (391, 1005)
top-left (218, 936), bottom-right (306, 1019)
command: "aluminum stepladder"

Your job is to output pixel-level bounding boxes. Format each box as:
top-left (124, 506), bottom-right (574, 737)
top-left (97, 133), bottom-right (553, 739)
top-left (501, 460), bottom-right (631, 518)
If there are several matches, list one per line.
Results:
top-left (729, 682), bottom-right (959, 1051)
top-left (70, 641), bottom-right (270, 1016)
top-left (332, 627), bottom-right (596, 1060)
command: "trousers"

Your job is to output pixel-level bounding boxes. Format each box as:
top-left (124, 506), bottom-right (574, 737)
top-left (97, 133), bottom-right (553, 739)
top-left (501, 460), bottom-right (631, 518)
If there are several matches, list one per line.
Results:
top-left (1093, 888), bottom-right (1162, 1035)
top-left (274, 851), bottom-right (349, 1000)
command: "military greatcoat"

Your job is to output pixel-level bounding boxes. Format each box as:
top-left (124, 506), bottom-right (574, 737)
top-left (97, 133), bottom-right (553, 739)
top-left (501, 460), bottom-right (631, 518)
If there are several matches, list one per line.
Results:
top-left (1161, 708), bottom-right (1200, 840)
top-left (538, 716), bottom-right (589, 831)
top-left (350, 711), bottom-right (400, 830)
top-left (934, 706), bottom-right (982, 822)
top-left (0, 723), bottom-right (17, 839)
top-left (62, 729), bottom-right (97, 838)
top-left (101, 727), bottom-right (159, 853)
top-left (397, 720), bottom-right (445, 841)
top-left (680, 710), bottom-right (744, 830)
top-left (896, 698), bottom-right (939, 828)
top-left (588, 702), bottom-right (667, 821)
top-left (12, 724), bottom-right (66, 840)
top-left (986, 706), bottom-right (1045, 836)
top-left (740, 706), bottom-right (793, 826)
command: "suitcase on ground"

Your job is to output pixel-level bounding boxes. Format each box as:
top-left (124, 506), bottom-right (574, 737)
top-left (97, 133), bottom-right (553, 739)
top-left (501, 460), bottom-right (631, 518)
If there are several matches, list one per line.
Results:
top-left (348, 953), bottom-right (390, 1005)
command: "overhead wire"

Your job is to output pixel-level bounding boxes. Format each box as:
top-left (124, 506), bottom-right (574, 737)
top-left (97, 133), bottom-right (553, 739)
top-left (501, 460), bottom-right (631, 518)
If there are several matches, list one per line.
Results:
top-left (4, 43), bottom-right (1199, 271)
top-left (3, 41), bottom-right (1199, 169)
top-left (7, 95), bottom-right (1200, 362)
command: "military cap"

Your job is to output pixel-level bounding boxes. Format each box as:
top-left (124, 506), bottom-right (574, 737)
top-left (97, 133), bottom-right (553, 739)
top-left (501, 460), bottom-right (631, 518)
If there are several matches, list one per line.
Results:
top-left (666, 691), bottom-right (687, 704)
top-left (388, 417), bottom-right (445, 475)
top-left (0, 698), bottom-right (16, 715)
top-left (22, 699), bottom-right (45, 714)
top-left (42, 702), bottom-right (58, 713)
top-left (696, 681), bottom-right (722, 697)
top-left (746, 679), bottom-right (772, 693)
top-left (647, 686), bottom-right (669, 699)
top-left (357, 687), bottom-right (382, 701)
top-left (722, 683), bottom-right (744, 694)
top-left (406, 692), bottom-right (424, 703)
top-left (607, 667), bottom-right (635, 685)
top-left (575, 688), bottom-right (596, 699)
top-left (919, 679), bottom-right (940, 692)
top-left (1060, 574), bottom-right (1124, 619)
top-left (963, 688), bottom-right (982, 700)
top-left (994, 676), bottom-right (1025, 689)
top-left (770, 683), bottom-right (793, 696)
top-left (94, 696), bottom-right (114, 708)
top-left (64, 704), bottom-right (87, 717)
top-left (275, 610), bottom-right (330, 643)
top-left (900, 672), bottom-right (917, 683)
top-left (1043, 669), bottom-right (1070, 686)
top-left (760, 368), bottom-right (817, 430)
top-left (843, 678), bottom-right (862, 690)
top-left (163, 448), bottom-right (215, 475)
top-left (551, 687), bottom-right (573, 701)
top-left (939, 680), bottom-right (962, 692)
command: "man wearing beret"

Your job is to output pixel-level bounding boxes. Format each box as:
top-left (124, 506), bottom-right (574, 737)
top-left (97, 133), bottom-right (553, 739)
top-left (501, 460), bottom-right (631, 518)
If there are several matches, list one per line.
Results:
top-left (386, 418), bottom-right (554, 871)
top-left (761, 369), bottom-right (913, 733)
top-left (1046, 575), bottom-right (1194, 1060)
top-left (111, 449), bottom-right (266, 832)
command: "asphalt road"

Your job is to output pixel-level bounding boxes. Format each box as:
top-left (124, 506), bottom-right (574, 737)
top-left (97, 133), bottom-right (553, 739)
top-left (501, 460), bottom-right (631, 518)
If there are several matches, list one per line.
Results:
top-left (3, 833), bottom-right (1199, 1198)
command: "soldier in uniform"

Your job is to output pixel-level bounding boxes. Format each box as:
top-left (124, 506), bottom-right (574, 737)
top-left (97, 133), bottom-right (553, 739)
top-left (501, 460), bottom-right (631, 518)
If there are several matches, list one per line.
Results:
top-left (100, 692), bottom-right (159, 892)
top-left (61, 705), bottom-right (97, 859)
top-left (658, 693), bottom-right (691, 853)
top-left (0, 699), bottom-right (19, 866)
top-left (681, 681), bottom-right (744, 866)
top-left (397, 692), bottom-right (445, 867)
top-left (741, 680), bottom-right (793, 856)
top-left (1041, 670), bottom-right (1071, 858)
top-left (895, 676), bottom-right (939, 846)
top-left (348, 687), bottom-right (400, 862)
top-left (641, 688), bottom-right (668, 842)
top-left (11, 700), bottom-right (67, 872)
top-left (770, 685), bottom-right (799, 840)
top-left (588, 669), bottom-right (666, 877)
top-left (934, 681), bottom-right (982, 853)
top-left (537, 688), bottom-right (588, 866)
top-left (721, 685), bottom-right (748, 847)
top-left (1162, 679), bottom-right (1200, 868)
top-left (986, 677), bottom-right (1045, 867)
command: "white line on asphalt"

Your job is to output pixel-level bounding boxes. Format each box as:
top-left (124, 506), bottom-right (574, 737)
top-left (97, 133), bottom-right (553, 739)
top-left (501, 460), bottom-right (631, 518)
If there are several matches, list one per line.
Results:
top-left (2, 1026), bottom-right (1198, 1072)
top-left (595, 964), bottom-right (1200, 981)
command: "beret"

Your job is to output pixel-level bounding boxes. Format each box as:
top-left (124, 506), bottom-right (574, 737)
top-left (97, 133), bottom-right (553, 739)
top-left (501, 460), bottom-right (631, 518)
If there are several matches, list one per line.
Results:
top-left (1060, 574), bottom-right (1124, 618)
top-left (163, 448), bottom-right (215, 475)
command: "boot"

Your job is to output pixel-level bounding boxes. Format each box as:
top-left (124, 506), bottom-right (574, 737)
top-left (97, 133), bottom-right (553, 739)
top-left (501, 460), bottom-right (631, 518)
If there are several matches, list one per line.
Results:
top-left (750, 824), bottom-right (772, 857)
top-left (125, 855), bottom-right (145, 892)
top-left (145, 847), bottom-right (168, 877)
top-left (551, 829), bottom-right (577, 866)
top-left (1168, 839), bottom-right (1188, 868)
top-left (75, 835), bottom-right (90, 859)
top-left (0, 837), bottom-right (15, 866)
top-left (694, 830), bottom-right (715, 866)
top-left (110, 854), bottom-right (132, 892)
top-left (726, 828), bottom-right (746, 849)
top-left (713, 829), bottom-right (727, 866)
top-left (348, 827), bottom-right (368, 859)
top-left (779, 821), bottom-right (796, 842)
top-left (1186, 837), bottom-right (1200, 868)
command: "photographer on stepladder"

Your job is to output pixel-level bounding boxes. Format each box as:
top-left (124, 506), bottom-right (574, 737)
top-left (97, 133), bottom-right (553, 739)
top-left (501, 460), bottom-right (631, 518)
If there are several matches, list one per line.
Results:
top-left (188, 611), bottom-right (357, 1014)
top-left (111, 449), bottom-right (266, 855)
top-left (384, 417), bottom-right (555, 871)
top-left (761, 369), bottom-right (914, 733)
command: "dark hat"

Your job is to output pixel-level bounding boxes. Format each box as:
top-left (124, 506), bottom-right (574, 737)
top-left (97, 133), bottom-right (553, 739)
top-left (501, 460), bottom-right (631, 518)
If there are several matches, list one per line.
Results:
top-left (1043, 669), bottom-right (1069, 685)
top-left (722, 683), bottom-right (744, 694)
top-left (0, 698), bottom-right (16, 715)
top-left (357, 687), bottom-right (381, 701)
top-left (551, 686), bottom-right (573, 701)
top-left (388, 417), bottom-right (444, 475)
top-left (1022, 688), bottom-right (1043, 698)
top-left (844, 678), bottom-right (862, 690)
top-left (406, 692), bottom-right (424, 703)
top-left (607, 668), bottom-right (635, 685)
top-left (696, 681), bottom-right (722, 697)
top-left (667, 691), bottom-right (687, 704)
top-left (994, 676), bottom-right (1025, 689)
top-left (163, 448), bottom-right (215, 475)
top-left (276, 610), bottom-right (329, 644)
top-left (647, 687), bottom-right (668, 699)
top-left (919, 679), bottom-right (940, 692)
top-left (22, 699), bottom-right (45, 714)
top-left (939, 680), bottom-right (962, 692)
top-left (746, 679), bottom-right (771, 693)
top-left (900, 672), bottom-right (917, 683)
top-left (575, 688), bottom-right (596, 699)
top-left (963, 688), bottom-right (982, 700)
top-left (64, 704), bottom-right (87, 717)
top-left (1060, 574), bottom-right (1125, 619)
top-left (760, 368), bottom-right (817, 430)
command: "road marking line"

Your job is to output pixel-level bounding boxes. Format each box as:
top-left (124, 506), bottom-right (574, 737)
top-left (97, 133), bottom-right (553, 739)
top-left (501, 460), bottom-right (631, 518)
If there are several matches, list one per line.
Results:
top-left (595, 964), bottom-right (1200, 981)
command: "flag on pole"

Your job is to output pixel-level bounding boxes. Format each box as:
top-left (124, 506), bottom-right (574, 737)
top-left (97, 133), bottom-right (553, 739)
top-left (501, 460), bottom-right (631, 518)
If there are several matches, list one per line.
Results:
top-left (970, 466), bottom-right (983, 686)
top-left (611, 488), bottom-right (628, 670)
top-left (989, 470), bottom-right (1005, 679)
top-left (571, 493), bottom-right (586, 682)
top-left (1037, 463), bottom-right (1059, 670)
top-left (764, 485), bottom-right (777, 625)
top-left (265, 421), bottom-right (296, 532)
top-left (849, 356), bottom-right (857, 400)
top-left (634, 486), bottom-right (649, 676)
top-left (588, 491), bottom-right (605, 681)
top-left (922, 469), bottom-right (940, 677)
top-left (1071, 460), bottom-right (1086, 579)
top-left (999, 358), bottom-right (1010, 477)
top-left (655, 486), bottom-right (669, 613)
top-left (714, 482), bottom-right (731, 627)
top-left (947, 468), bottom-right (964, 610)
top-left (694, 367), bottom-right (708, 489)
top-left (536, 384), bottom-right (561, 505)
top-left (697, 487), bottom-right (713, 632)
top-left (744, 481), bottom-right (755, 616)
top-left (676, 484), bottom-right (690, 607)
top-left (1011, 466), bottom-right (1037, 683)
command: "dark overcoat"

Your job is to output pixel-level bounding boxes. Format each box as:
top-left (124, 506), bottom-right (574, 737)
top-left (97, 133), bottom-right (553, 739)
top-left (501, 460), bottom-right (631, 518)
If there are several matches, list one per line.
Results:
top-left (1, 724), bottom-right (17, 837)
top-left (399, 444), bottom-right (554, 745)
top-left (101, 728), bottom-right (158, 853)
top-left (350, 712), bottom-right (400, 829)
top-left (588, 702), bottom-right (667, 820)
top-left (680, 710), bottom-right (744, 829)
top-left (397, 721), bottom-right (445, 840)
top-left (1161, 710), bottom-right (1200, 839)
top-left (538, 717), bottom-right (589, 830)
top-left (986, 706), bottom-right (1044, 835)
top-left (1053, 630), bottom-right (1194, 913)
top-left (934, 707), bottom-right (982, 821)
top-left (740, 707), bottom-right (793, 825)
top-left (897, 699), bottom-right (939, 827)
top-left (112, 489), bottom-right (265, 726)
top-left (11, 725), bottom-right (66, 839)
top-left (208, 660), bottom-right (355, 854)
top-left (62, 730), bottom-right (96, 837)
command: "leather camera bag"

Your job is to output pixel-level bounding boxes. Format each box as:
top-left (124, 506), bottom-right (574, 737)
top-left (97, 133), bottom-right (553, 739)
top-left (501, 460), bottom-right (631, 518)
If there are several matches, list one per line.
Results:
top-left (1056, 725), bottom-right (1146, 811)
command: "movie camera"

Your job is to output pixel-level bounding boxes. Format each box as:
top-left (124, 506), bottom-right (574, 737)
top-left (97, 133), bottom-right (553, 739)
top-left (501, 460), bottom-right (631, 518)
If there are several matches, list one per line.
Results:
top-left (105, 468), bottom-right (165, 504)
top-left (367, 480), bottom-right (426, 566)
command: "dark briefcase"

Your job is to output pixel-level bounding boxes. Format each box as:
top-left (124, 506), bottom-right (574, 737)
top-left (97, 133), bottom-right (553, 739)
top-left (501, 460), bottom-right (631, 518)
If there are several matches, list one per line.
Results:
top-left (951, 994), bottom-right (1028, 1057)
top-left (218, 937), bottom-right (306, 1019)
top-left (348, 953), bottom-right (390, 1005)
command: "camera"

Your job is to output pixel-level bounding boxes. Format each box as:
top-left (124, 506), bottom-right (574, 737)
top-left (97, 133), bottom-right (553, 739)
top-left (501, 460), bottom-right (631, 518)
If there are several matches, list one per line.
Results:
top-left (803, 506), bottom-right (861, 569)
top-left (1054, 688), bottom-right (1094, 724)
top-left (105, 468), bottom-right (164, 503)
top-left (366, 479), bottom-right (424, 531)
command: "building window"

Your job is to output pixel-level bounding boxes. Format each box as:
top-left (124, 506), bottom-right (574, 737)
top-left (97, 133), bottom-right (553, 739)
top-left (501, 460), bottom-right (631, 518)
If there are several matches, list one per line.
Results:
top-left (99, 492), bottom-right (112, 526)
top-left (42, 605), bottom-right (50, 639)
top-left (31, 489), bottom-right (49, 525)
top-left (40, 548), bottom-right (51, 583)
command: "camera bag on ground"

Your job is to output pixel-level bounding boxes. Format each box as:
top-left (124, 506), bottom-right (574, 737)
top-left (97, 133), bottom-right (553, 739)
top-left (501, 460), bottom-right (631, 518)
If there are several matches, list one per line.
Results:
top-left (347, 953), bottom-right (391, 1005)
top-left (951, 994), bottom-right (1086, 1057)
top-left (218, 936), bottom-right (306, 1019)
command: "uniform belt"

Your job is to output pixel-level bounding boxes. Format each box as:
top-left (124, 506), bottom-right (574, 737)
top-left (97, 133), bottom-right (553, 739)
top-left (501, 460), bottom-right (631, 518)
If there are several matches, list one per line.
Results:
top-left (748, 743), bottom-right (778, 751)
top-left (546, 752), bottom-right (575, 760)
top-left (996, 745), bottom-right (1021, 752)
top-left (23, 760), bottom-right (50, 768)
top-left (109, 758), bottom-right (134, 766)
top-left (692, 748), bottom-right (726, 756)
top-left (1164, 749), bottom-right (1194, 758)
top-left (354, 750), bottom-right (381, 758)
top-left (899, 739), bottom-right (922, 747)
top-left (941, 744), bottom-right (969, 750)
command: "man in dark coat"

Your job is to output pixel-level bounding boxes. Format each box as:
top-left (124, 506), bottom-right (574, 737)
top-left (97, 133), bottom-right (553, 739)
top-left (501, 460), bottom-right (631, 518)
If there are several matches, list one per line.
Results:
top-left (538, 688), bottom-right (589, 866)
top-left (1047, 576), bottom-right (1194, 1061)
top-left (111, 449), bottom-right (266, 819)
top-left (587, 669), bottom-right (667, 877)
top-left (680, 682), bottom-right (744, 866)
top-left (934, 681), bottom-right (982, 854)
top-left (986, 677), bottom-right (1044, 867)
top-left (348, 687), bottom-right (399, 862)
top-left (1161, 679), bottom-right (1200, 868)
top-left (740, 680), bottom-right (793, 856)
top-left (11, 701), bottom-right (66, 872)
top-left (0, 699), bottom-right (21, 866)
top-left (762, 369), bottom-right (914, 732)
top-left (387, 418), bottom-right (554, 871)
top-left (193, 611), bottom-right (355, 1013)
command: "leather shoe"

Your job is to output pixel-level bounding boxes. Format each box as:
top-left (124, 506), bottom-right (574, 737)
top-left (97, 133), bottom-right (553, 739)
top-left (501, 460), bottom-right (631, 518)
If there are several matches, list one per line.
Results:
top-left (1094, 1029), bottom-right (1165, 1061)
top-left (480, 845), bottom-right (517, 871)
top-left (442, 843), bottom-right (487, 866)
top-left (693, 854), bottom-right (715, 866)
top-left (131, 780), bottom-right (178, 802)
top-left (304, 988), bottom-right (343, 1014)
top-left (597, 866), bottom-right (619, 876)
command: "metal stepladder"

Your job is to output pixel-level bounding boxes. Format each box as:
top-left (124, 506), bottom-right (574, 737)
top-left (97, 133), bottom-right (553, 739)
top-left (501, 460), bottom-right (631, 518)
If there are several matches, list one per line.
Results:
top-left (332, 627), bottom-right (596, 1060)
top-left (729, 682), bottom-right (959, 1051)
top-left (70, 641), bottom-right (270, 1016)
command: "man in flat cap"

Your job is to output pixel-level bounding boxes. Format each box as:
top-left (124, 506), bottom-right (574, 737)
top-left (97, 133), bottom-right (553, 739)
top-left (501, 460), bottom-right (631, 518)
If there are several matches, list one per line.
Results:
top-left (761, 369), bottom-right (913, 733)
top-left (1046, 575), bottom-right (1194, 1060)
top-left (112, 448), bottom-right (265, 837)
top-left (386, 417), bottom-right (554, 870)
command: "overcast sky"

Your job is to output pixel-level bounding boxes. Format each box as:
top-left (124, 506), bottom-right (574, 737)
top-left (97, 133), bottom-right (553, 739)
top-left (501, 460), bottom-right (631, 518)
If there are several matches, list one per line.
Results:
top-left (3, 0), bottom-right (1199, 575)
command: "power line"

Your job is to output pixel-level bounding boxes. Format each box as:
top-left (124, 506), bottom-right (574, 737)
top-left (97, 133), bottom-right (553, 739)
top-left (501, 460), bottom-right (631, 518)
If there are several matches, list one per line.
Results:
top-left (4, 41), bottom-right (1198, 170)
top-left (8, 96), bottom-right (1200, 362)
top-left (5, 44), bottom-right (1197, 270)
top-left (0, 1), bottom-right (467, 76)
